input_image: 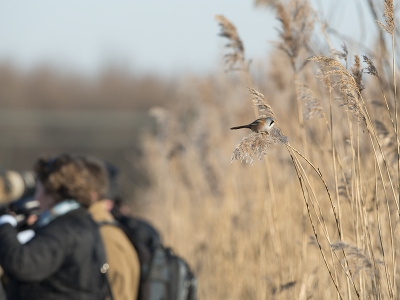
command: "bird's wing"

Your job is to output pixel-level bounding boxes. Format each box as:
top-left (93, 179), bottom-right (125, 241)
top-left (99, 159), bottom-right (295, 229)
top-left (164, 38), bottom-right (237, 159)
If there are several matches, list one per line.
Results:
top-left (248, 119), bottom-right (262, 126)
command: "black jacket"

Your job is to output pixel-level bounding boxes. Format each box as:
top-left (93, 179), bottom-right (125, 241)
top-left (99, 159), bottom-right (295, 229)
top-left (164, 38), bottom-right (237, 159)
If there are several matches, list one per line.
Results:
top-left (0, 208), bottom-right (107, 300)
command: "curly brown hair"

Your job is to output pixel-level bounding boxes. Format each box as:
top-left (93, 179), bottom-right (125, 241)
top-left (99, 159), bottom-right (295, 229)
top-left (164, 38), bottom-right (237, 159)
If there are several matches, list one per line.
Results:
top-left (34, 153), bottom-right (107, 207)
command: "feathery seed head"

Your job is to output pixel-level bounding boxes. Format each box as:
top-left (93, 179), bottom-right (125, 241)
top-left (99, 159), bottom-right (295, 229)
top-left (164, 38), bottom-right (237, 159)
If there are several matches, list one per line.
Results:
top-left (275, 0), bottom-right (315, 64)
top-left (376, 0), bottom-right (395, 35)
top-left (310, 55), bottom-right (366, 125)
top-left (351, 55), bottom-right (365, 93)
top-left (295, 81), bottom-right (324, 120)
top-left (249, 88), bottom-right (276, 117)
top-left (363, 55), bottom-right (379, 77)
top-left (215, 15), bottom-right (245, 71)
top-left (231, 128), bottom-right (288, 164)
top-left (231, 88), bottom-right (285, 164)
top-left (332, 43), bottom-right (348, 62)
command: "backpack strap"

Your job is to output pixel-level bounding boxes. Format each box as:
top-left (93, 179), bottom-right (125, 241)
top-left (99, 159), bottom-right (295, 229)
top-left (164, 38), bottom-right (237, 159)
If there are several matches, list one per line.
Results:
top-left (97, 220), bottom-right (119, 227)
top-left (95, 222), bottom-right (115, 300)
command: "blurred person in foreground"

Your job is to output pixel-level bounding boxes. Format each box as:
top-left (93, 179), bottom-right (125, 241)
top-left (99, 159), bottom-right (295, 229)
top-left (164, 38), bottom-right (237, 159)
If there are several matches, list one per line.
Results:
top-left (82, 156), bottom-right (140, 300)
top-left (0, 154), bottom-right (110, 300)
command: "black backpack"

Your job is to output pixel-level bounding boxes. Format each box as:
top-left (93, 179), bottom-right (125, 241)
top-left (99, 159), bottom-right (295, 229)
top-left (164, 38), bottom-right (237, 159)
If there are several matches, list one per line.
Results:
top-left (101, 215), bottom-right (197, 300)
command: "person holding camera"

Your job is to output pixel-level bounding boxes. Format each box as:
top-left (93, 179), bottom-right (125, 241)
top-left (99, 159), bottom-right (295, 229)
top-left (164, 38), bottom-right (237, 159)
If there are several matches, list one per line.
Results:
top-left (0, 154), bottom-right (110, 300)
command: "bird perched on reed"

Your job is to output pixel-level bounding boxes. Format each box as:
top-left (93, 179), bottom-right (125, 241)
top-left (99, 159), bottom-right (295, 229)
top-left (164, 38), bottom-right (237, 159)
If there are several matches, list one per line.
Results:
top-left (230, 116), bottom-right (276, 133)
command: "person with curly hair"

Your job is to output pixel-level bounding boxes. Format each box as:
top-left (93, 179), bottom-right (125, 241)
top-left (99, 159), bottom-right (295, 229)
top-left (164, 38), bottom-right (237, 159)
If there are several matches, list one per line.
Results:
top-left (0, 153), bottom-right (110, 300)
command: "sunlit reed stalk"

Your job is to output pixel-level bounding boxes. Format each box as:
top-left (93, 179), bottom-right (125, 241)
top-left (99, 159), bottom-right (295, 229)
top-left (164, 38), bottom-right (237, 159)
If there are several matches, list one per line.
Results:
top-left (317, 35), bottom-right (354, 299)
top-left (373, 159), bottom-right (392, 298)
top-left (215, 15), bottom-right (286, 293)
top-left (275, 0), bottom-right (314, 157)
top-left (134, 0), bottom-right (400, 298)
top-left (283, 49), bottom-right (394, 298)
top-left (289, 142), bottom-right (381, 299)
top-left (286, 146), bottom-right (344, 300)
top-left (214, 1), bottom-right (399, 298)
top-left (363, 55), bottom-right (400, 156)
top-left (274, 5), bottom-right (318, 292)
top-left (229, 83), bottom-right (364, 297)
top-left (316, 20), bottom-right (355, 300)
top-left (377, 6), bottom-right (397, 128)
top-left (309, 56), bottom-right (399, 215)
top-left (287, 144), bottom-right (363, 299)
top-left (310, 54), bottom-right (399, 298)
top-left (376, 0), bottom-right (399, 231)
top-left (307, 57), bottom-right (362, 299)
top-left (286, 144), bottom-right (368, 299)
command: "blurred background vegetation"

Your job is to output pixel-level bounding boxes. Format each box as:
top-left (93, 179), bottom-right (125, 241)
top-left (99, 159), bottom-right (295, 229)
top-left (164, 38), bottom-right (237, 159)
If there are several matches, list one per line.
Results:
top-left (0, 64), bottom-right (176, 198)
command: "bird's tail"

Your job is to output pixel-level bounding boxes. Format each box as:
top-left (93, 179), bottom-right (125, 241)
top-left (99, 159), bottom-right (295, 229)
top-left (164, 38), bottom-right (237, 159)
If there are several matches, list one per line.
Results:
top-left (230, 125), bottom-right (250, 130)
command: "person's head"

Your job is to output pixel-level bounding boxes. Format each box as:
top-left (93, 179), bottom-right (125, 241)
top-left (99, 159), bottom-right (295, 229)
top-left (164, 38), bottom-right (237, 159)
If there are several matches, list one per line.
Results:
top-left (34, 154), bottom-right (105, 212)
top-left (78, 155), bottom-right (109, 203)
top-left (83, 159), bottom-right (130, 215)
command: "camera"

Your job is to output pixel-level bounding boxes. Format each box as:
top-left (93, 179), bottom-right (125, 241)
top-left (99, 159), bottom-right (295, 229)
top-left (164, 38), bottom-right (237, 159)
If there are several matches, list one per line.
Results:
top-left (0, 196), bottom-right (40, 226)
top-left (0, 170), bottom-right (36, 203)
top-left (0, 170), bottom-right (39, 228)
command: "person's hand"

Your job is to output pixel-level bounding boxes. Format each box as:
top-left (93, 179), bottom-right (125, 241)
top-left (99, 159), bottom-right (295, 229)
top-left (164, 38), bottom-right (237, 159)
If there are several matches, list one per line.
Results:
top-left (26, 215), bottom-right (38, 226)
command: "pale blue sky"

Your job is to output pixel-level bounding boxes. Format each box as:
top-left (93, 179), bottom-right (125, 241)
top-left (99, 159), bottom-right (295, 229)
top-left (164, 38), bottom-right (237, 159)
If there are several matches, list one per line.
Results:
top-left (0, 0), bottom-right (378, 76)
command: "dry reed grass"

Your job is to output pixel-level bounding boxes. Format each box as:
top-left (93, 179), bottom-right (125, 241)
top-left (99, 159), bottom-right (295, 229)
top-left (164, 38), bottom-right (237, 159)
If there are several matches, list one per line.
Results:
top-left (136, 0), bottom-right (400, 299)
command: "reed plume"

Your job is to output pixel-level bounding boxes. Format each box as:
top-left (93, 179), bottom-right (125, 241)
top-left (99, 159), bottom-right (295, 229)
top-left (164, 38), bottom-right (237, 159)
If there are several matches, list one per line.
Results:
top-left (249, 88), bottom-right (275, 118)
top-left (309, 55), bottom-right (366, 125)
top-left (350, 55), bottom-right (365, 94)
top-left (231, 89), bottom-right (287, 164)
top-left (363, 55), bottom-right (379, 77)
top-left (295, 81), bottom-right (324, 120)
top-left (275, 0), bottom-right (315, 71)
top-left (332, 43), bottom-right (349, 63)
top-left (215, 15), bottom-right (246, 71)
top-left (330, 242), bottom-right (381, 279)
top-left (376, 0), bottom-right (395, 35)
top-left (138, 1), bottom-right (400, 299)
top-left (231, 128), bottom-right (288, 164)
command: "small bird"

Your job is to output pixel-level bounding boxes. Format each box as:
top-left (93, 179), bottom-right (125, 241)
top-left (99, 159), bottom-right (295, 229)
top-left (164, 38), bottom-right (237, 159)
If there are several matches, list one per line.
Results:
top-left (230, 116), bottom-right (276, 133)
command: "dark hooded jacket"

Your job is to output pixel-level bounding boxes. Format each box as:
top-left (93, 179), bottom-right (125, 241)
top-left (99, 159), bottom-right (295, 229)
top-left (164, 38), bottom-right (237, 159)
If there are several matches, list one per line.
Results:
top-left (0, 207), bottom-right (108, 300)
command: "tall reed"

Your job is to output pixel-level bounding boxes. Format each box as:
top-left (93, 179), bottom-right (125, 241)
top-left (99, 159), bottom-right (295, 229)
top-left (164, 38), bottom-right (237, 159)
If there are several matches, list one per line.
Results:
top-left (138, 0), bottom-right (400, 299)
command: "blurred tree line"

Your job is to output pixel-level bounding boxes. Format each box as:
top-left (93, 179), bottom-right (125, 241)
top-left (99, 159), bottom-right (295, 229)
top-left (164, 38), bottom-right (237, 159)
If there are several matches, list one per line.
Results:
top-left (0, 62), bottom-right (180, 206)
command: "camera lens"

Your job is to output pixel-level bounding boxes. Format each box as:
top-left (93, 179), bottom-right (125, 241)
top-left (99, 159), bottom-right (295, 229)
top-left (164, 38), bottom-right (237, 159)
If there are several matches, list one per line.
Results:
top-left (0, 171), bottom-right (36, 203)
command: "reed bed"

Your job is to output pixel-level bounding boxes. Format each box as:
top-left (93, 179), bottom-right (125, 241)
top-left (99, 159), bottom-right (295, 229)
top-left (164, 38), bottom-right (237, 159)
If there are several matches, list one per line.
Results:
top-left (137, 0), bottom-right (400, 299)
